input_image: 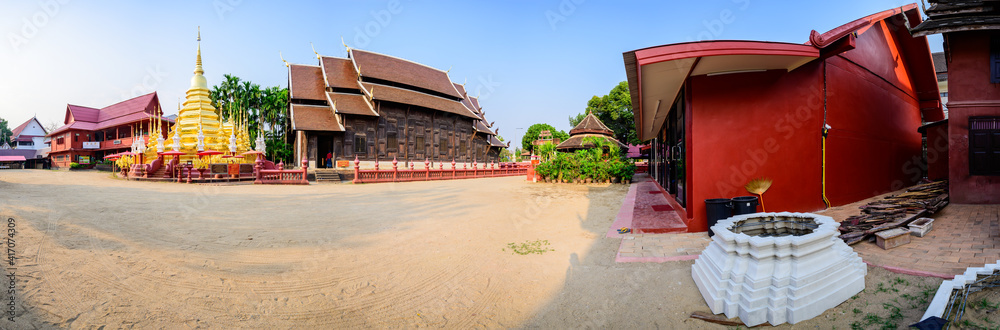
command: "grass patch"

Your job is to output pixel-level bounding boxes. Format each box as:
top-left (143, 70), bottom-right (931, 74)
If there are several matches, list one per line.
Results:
top-left (504, 239), bottom-right (554, 255)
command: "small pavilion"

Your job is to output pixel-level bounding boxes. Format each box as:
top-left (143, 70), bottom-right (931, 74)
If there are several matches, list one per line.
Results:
top-left (556, 112), bottom-right (624, 152)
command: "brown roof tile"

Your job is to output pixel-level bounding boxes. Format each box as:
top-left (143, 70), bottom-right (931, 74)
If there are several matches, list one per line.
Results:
top-left (475, 120), bottom-right (494, 135)
top-left (556, 134), bottom-right (624, 151)
top-left (489, 135), bottom-right (506, 147)
top-left (291, 104), bottom-right (343, 132)
top-left (351, 49), bottom-right (463, 99)
top-left (328, 92), bottom-right (377, 116)
top-left (570, 113), bottom-right (614, 136)
top-left (321, 56), bottom-right (361, 90)
top-left (289, 65), bottom-right (327, 101)
top-left (362, 83), bottom-right (478, 119)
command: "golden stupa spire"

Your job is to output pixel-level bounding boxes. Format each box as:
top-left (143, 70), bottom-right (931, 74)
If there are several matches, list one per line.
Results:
top-left (195, 26), bottom-right (204, 75)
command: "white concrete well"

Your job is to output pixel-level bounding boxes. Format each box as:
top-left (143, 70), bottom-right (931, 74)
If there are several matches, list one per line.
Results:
top-left (691, 212), bottom-right (867, 326)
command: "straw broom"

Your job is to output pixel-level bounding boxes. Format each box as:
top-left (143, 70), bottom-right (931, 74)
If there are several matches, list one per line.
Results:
top-left (745, 178), bottom-right (773, 212)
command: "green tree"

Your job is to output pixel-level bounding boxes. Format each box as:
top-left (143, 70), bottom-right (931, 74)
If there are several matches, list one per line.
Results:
top-left (0, 118), bottom-right (11, 145)
top-left (568, 113), bottom-right (586, 127)
top-left (209, 74), bottom-right (292, 163)
top-left (571, 81), bottom-right (639, 145)
top-left (521, 123), bottom-right (569, 152)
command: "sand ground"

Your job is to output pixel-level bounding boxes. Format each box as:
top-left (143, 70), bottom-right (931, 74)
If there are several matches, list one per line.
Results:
top-left (0, 170), bottom-right (945, 329)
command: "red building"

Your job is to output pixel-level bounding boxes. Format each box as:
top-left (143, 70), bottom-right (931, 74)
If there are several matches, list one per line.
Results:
top-left (912, 1), bottom-right (1000, 204)
top-left (47, 92), bottom-right (173, 168)
top-left (623, 4), bottom-right (944, 232)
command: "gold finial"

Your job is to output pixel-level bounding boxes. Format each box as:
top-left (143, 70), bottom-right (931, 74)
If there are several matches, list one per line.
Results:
top-left (194, 27), bottom-right (204, 75)
top-left (311, 42), bottom-right (320, 60)
top-left (462, 78), bottom-right (467, 87)
top-left (279, 51), bottom-right (289, 67)
top-left (341, 36), bottom-right (351, 52)
top-left (446, 66), bottom-right (452, 73)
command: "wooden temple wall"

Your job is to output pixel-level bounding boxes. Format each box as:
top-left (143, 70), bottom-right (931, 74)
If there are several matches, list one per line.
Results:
top-left (299, 102), bottom-right (501, 167)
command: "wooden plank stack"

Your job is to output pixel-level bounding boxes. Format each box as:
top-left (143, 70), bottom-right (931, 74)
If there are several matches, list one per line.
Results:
top-left (838, 180), bottom-right (948, 245)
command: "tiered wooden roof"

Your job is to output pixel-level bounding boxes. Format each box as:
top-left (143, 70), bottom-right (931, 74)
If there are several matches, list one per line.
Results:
top-left (288, 47), bottom-right (508, 149)
top-left (911, 1), bottom-right (1000, 36)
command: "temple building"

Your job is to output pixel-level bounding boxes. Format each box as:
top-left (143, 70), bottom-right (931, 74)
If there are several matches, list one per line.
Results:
top-left (556, 112), bottom-right (624, 152)
top-left (286, 47), bottom-right (507, 172)
top-left (46, 92), bottom-right (173, 168)
top-left (623, 4), bottom-right (944, 232)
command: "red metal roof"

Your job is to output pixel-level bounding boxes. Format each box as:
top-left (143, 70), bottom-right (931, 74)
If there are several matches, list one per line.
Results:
top-left (49, 92), bottom-right (170, 137)
top-left (66, 104), bottom-right (100, 123)
top-left (622, 4), bottom-right (940, 141)
top-left (97, 92), bottom-right (157, 122)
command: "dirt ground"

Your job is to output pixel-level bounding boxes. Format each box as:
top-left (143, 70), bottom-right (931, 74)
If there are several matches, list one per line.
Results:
top-left (0, 170), bottom-right (945, 329)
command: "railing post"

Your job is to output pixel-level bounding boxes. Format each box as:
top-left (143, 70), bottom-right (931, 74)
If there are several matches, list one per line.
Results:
top-left (353, 155), bottom-right (361, 184)
top-left (425, 158), bottom-right (430, 180)
top-left (301, 157), bottom-right (309, 184)
top-left (254, 158), bottom-right (263, 184)
top-left (392, 156), bottom-right (398, 182)
top-left (452, 158), bottom-right (456, 179)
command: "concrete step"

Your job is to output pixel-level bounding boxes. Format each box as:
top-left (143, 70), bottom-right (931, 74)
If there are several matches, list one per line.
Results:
top-left (314, 172), bottom-right (341, 182)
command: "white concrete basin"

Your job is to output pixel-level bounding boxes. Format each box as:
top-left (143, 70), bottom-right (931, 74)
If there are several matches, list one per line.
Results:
top-left (691, 212), bottom-right (866, 326)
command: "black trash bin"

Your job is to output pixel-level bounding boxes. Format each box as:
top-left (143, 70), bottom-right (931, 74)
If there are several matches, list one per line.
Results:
top-left (731, 196), bottom-right (760, 215)
top-left (704, 198), bottom-right (732, 237)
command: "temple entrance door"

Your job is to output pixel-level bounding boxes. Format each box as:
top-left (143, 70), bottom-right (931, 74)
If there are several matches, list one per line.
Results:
top-left (317, 134), bottom-right (333, 168)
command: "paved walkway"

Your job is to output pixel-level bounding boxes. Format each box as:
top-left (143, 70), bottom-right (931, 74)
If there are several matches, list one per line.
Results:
top-left (608, 176), bottom-right (1000, 278)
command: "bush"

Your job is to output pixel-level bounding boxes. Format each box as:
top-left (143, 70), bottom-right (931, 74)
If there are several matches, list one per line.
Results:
top-left (532, 137), bottom-right (635, 183)
top-left (69, 162), bottom-right (87, 169)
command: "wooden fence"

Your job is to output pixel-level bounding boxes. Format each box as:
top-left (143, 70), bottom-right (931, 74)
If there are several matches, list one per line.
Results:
top-left (353, 157), bottom-right (528, 184)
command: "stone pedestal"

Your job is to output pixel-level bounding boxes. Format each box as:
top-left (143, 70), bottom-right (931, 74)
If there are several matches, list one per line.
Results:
top-left (691, 212), bottom-right (866, 326)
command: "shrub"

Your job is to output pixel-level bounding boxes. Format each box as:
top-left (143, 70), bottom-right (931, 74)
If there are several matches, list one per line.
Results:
top-left (69, 162), bottom-right (87, 169)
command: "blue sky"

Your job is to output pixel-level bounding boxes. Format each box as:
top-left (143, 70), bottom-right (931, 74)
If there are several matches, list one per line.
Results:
top-left (0, 0), bottom-right (939, 147)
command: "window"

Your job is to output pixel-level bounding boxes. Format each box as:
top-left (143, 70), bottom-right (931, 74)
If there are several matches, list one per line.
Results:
top-left (440, 137), bottom-right (448, 155)
top-left (970, 117), bottom-right (1000, 175)
top-left (992, 37), bottom-right (1000, 83)
top-left (387, 132), bottom-right (398, 152)
top-left (355, 135), bottom-right (367, 154)
top-left (74, 134), bottom-right (78, 142)
top-left (415, 136), bottom-right (425, 155)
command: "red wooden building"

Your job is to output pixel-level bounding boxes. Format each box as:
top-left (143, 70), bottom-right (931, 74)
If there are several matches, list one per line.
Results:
top-left (623, 4), bottom-right (945, 232)
top-left (47, 92), bottom-right (173, 168)
top-left (912, 1), bottom-right (1000, 204)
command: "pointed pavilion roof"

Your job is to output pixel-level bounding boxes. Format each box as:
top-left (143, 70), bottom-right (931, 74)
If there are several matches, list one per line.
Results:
top-left (557, 112), bottom-right (623, 151)
top-left (569, 112), bottom-right (614, 136)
